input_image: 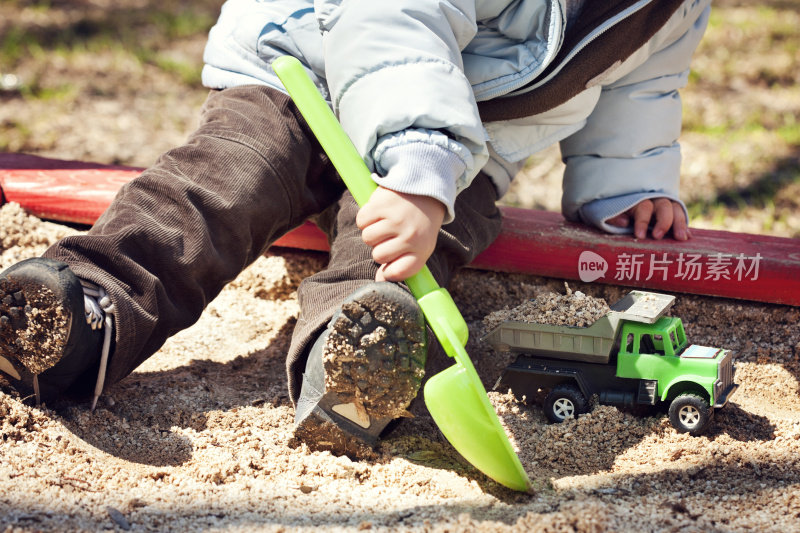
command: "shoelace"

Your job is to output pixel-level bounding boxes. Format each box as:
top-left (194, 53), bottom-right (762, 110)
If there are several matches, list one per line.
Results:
top-left (81, 280), bottom-right (115, 411)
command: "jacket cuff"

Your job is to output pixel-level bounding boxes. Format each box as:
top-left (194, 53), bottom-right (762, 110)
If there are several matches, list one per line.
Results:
top-left (577, 192), bottom-right (689, 235)
top-left (372, 141), bottom-right (465, 224)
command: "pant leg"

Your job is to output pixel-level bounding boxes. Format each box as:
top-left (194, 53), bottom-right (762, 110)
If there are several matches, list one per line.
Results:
top-left (286, 172), bottom-right (502, 402)
top-left (44, 85), bottom-right (344, 391)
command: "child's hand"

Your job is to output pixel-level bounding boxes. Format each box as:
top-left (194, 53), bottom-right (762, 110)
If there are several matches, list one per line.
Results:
top-left (357, 186), bottom-right (446, 282)
top-left (606, 198), bottom-right (691, 241)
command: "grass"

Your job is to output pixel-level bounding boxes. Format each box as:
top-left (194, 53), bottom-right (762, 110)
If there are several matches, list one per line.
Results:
top-left (0, 0), bottom-right (220, 162)
top-left (666, 0), bottom-right (800, 237)
top-left (0, 0), bottom-right (217, 81)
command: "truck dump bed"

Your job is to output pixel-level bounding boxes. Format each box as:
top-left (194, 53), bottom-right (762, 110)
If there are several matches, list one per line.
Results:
top-left (483, 291), bottom-right (676, 364)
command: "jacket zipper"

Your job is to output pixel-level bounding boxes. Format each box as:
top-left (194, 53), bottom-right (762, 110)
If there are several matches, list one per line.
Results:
top-left (474, 0), bottom-right (564, 101)
top-left (506, 0), bottom-right (654, 98)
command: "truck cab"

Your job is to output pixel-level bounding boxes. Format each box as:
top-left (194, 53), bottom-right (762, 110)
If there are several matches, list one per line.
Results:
top-left (616, 316), bottom-right (736, 414)
top-left (620, 316), bottom-right (688, 358)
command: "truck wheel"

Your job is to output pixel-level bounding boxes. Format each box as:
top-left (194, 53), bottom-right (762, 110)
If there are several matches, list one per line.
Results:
top-left (668, 393), bottom-right (711, 436)
top-left (544, 384), bottom-right (588, 423)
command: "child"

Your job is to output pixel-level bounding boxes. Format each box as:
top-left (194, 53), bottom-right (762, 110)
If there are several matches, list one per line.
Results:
top-left (0, 0), bottom-right (709, 456)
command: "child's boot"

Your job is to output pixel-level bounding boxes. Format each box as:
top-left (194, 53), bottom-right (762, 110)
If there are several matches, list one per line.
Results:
top-left (0, 258), bottom-right (108, 405)
top-left (294, 282), bottom-right (427, 456)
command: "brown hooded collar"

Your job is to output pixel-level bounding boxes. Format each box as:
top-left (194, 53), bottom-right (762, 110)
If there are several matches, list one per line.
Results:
top-left (477, 0), bottom-right (687, 122)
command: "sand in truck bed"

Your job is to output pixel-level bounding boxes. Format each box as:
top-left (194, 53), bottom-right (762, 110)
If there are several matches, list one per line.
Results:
top-left (2, 202), bottom-right (800, 532)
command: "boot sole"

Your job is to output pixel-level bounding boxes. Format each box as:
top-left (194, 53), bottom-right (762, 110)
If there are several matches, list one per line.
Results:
top-left (0, 258), bottom-right (96, 401)
top-left (0, 272), bottom-right (71, 388)
top-left (294, 283), bottom-right (427, 456)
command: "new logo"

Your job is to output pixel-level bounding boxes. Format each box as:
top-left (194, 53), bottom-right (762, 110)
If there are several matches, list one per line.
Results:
top-left (578, 251), bottom-right (608, 282)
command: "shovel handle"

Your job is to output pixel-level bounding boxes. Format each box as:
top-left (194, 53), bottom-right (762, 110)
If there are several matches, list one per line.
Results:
top-left (272, 58), bottom-right (439, 300)
top-left (273, 56), bottom-right (469, 347)
top-left (272, 57), bottom-right (377, 207)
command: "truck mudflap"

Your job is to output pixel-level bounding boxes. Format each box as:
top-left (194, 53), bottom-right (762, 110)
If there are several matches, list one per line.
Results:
top-left (713, 382), bottom-right (739, 409)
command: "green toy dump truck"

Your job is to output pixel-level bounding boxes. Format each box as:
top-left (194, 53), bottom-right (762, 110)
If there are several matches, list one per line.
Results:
top-left (486, 291), bottom-right (738, 435)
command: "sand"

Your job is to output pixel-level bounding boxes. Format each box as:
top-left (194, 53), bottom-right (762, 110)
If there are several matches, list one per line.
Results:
top-left (1, 202), bottom-right (800, 532)
top-left (482, 283), bottom-right (611, 331)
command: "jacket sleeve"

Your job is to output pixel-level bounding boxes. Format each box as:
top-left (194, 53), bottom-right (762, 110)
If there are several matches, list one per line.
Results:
top-left (559, 1), bottom-right (710, 234)
top-left (317, 0), bottom-right (488, 222)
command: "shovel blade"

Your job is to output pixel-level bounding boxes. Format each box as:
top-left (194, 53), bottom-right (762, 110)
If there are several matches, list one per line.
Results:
top-left (424, 359), bottom-right (530, 492)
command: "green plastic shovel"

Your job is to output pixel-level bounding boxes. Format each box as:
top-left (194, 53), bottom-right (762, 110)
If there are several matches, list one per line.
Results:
top-left (273, 56), bottom-right (530, 492)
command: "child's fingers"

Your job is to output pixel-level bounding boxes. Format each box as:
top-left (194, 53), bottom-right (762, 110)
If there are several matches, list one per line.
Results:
top-left (671, 202), bottom-right (691, 241)
top-left (608, 198), bottom-right (689, 240)
top-left (355, 201), bottom-right (383, 230)
top-left (375, 254), bottom-right (423, 282)
top-left (632, 200), bottom-right (654, 239)
top-left (606, 213), bottom-right (631, 228)
top-left (375, 263), bottom-right (390, 282)
top-left (651, 198), bottom-right (674, 240)
top-left (355, 188), bottom-right (395, 230)
top-left (370, 237), bottom-right (410, 266)
top-left (360, 218), bottom-right (396, 248)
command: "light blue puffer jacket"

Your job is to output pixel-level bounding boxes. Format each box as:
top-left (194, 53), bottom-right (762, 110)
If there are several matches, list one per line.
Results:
top-left (202, 0), bottom-right (710, 230)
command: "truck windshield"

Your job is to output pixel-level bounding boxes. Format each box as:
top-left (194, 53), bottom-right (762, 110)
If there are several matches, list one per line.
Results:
top-left (641, 329), bottom-right (680, 356)
top-left (638, 333), bottom-right (669, 355)
top-left (624, 318), bottom-right (688, 357)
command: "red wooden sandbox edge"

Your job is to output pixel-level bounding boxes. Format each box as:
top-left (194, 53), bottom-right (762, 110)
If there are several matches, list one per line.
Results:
top-left (1, 153), bottom-right (799, 306)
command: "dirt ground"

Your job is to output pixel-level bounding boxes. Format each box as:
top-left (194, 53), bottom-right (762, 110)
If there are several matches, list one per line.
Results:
top-left (2, 0), bottom-right (800, 530)
top-left (2, 203), bottom-right (800, 532)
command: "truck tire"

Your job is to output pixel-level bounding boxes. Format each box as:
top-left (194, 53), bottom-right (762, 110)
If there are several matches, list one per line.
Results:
top-left (544, 384), bottom-right (588, 423)
top-left (668, 393), bottom-right (712, 435)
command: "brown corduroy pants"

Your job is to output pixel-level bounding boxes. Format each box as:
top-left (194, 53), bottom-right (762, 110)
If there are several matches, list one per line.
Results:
top-left (43, 85), bottom-right (502, 402)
